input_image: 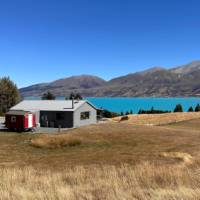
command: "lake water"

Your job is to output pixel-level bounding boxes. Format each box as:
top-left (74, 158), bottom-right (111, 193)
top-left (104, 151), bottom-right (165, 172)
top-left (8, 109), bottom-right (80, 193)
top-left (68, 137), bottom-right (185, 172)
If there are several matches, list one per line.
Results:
top-left (25, 97), bottom-right (200, 114)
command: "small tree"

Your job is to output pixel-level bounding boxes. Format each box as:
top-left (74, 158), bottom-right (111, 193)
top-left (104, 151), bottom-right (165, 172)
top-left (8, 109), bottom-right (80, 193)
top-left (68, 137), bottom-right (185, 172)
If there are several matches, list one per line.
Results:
top-left (174, 104), bottom-right (183, 112)
top-left (75, 93), bottom-right (83, 100)
top-left (69, 92), bottom-right (83, 100)
top-left (125, 111), bottom-right (130, 115)
top-left (120, 111), bottom-right (124, 116)
top-left (69, 92), bottom-right (75, 100)
top-left (0, 77), bottom-right (21, 114)
top-left (138, 109), bottom-right (142, 114)
top-left (195, 104), bottom-right (200, 112)
top-left (42, 91), bottom-right (55, 100)
top-left (188, 106), bottom-right (194, 112)
top-left (130, 109), bottom-right (133, 114)
top-left (102, 109), bottom-right (119, 118)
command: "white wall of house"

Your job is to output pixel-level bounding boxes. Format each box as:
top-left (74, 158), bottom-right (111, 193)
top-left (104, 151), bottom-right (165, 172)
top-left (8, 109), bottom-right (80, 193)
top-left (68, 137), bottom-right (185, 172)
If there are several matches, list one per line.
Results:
top-left (34, 110), bottom-right (40, 125)
top-left (73, 102), bottom-right (97, 127)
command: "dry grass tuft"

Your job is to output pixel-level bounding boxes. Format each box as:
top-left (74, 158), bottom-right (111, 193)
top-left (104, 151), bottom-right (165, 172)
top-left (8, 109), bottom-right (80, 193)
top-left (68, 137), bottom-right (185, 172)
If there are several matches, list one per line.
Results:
top-left (1, 162), bottom-right (200, 200)
top-left (160, 152), bottom-right (194, 165)
top-left (31, 134), bottom-right (82, 148)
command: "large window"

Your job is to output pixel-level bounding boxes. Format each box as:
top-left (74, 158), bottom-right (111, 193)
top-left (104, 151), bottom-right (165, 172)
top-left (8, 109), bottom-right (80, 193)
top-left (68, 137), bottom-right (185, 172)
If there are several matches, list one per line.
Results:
top-left (80, 111), bottom-right (90, 120)
top-left (56, 113), bottom-right (65, 120)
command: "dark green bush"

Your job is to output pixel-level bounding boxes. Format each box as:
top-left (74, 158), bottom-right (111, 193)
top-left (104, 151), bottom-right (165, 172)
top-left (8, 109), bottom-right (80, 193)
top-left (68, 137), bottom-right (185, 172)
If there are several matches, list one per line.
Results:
top-left (188, 106), bottom-right (194, 112)
top-left (101, 109), bottom-right (119, 118)
top-left (138, 107), bottom-right (170, 114)
top-left (174, 104), bottom-right (183, 112)
top-left (195, 104), bottom-right (200, 112)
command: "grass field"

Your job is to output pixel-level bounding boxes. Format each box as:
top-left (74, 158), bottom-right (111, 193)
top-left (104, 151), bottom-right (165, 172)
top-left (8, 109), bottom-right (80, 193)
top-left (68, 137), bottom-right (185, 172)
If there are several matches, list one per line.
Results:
top-left (112, 112), bottom-right (200, 125)
top-left (1, 114), bottom-right (200, 199)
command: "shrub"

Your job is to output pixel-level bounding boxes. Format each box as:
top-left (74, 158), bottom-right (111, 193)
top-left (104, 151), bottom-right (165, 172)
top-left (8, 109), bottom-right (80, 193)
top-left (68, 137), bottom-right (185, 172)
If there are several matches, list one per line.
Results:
top-left (174, 104), bottom-right (183, 112)
top-left (31, 136), bottom-right (82, 149)
top-left (42, 91), bottom-right (55, 100)
top-left (0, 111), bottom-right (5, 116)
top-left (102, 109), bottom-right (119, 118)
top-left (188, 106), bottom-right (194, 112)
top-left (119, 115), bottom-right (129, 122)
top-left (68, 92), bottom-right (83, 100)
top-left (67, 139), bottom-right (82, 147)
top-left (195, 104), bottom-right (200, 112)
top-left (138, 108), bottom-right (170, 114)
top-left (125, 111), bottom-right (130, 115)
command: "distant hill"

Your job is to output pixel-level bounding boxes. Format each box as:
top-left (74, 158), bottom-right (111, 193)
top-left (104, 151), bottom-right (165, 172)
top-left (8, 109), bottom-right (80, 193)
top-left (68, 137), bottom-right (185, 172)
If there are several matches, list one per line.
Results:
top-left (20, 61), bottom-right (200, 97)
top-left (20, 75), bottom-right (106, 97)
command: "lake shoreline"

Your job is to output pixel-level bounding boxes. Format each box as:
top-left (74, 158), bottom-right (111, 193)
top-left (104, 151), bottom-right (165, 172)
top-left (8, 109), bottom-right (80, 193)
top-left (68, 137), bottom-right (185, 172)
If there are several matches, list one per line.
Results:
top-left (24, 97), bottom-right (200, 114)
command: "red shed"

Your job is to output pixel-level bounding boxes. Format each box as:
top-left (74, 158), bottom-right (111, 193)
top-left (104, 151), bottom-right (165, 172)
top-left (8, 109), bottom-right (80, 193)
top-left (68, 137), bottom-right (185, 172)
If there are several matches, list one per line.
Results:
top-left (5, 110), bottom-right (36, 131)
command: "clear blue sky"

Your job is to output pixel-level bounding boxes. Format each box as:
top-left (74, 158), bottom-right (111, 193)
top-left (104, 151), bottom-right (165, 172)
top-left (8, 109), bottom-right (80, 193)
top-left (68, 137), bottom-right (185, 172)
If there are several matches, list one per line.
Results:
top-left (0, 0), bottom-right (200, 88)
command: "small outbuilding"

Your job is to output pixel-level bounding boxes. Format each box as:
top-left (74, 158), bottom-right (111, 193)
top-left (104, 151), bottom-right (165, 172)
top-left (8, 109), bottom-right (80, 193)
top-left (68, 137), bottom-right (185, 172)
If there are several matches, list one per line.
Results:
top-left (5, 110), bottom-right (36, 131)
top-left (8, 100), bottom-right (97, 128)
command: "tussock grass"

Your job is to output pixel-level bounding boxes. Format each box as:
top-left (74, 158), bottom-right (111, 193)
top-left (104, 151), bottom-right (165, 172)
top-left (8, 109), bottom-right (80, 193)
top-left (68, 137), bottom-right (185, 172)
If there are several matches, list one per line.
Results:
top-left (160, 152), bottom-right (194, 165)
top-left (1, 118), bottom-right (200, 199)
top-left (31, 134), bottom-right (82, 148)
top-left (112, 112), bottom-right (200, 126)
top-left (1, 162), bottom-right (200, 200)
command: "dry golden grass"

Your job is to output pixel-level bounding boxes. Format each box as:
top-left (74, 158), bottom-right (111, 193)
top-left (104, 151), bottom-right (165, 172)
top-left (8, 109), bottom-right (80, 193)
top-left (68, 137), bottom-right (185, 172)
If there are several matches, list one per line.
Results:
top-left (29, 118), bottom-right (200, 166)
top-left (112, 112), bottom-right (200, 126)
top-left (1, 116), bottom-right (200, 199)
top-left (1, 117), bottom-right (199, 168)
top-left (31, 134), bottom-right (82, 148)
top-left (1, 162), bottom-right (200, 200)
top-left (160, 152), bottom-right (194, 165)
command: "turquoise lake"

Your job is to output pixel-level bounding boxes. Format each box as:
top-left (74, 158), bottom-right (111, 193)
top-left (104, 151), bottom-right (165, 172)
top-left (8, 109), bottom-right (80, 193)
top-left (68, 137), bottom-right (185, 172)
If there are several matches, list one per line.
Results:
top-left (25, 97), bottom-right (200, 114)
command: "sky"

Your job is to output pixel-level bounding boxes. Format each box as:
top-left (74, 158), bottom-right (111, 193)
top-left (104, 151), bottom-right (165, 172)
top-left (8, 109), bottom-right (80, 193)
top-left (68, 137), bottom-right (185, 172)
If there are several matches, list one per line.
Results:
top-left (0, 0), bottom-right (200, 88)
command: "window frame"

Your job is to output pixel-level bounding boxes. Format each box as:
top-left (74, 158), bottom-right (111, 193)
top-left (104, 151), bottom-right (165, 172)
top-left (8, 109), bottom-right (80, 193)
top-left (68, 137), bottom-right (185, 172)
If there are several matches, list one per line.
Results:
top-left (80, 111), bottom-right (90, 120)
top-left (11, 116), bottom-right (16, 123)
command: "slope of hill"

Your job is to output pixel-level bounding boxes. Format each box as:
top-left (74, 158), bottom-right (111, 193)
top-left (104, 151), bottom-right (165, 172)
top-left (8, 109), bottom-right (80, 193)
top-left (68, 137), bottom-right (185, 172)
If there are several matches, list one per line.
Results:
top-left (20, 61), bottom-right (200, 97)
top-left (20, 75), bottom-right (106, 97)
top-left (170, 61), bottom-right (200, 74)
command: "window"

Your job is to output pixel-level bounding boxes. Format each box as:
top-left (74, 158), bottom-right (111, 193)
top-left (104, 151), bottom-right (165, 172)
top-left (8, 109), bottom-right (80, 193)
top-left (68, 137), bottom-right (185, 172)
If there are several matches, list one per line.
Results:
top-left (56, 113), bottom-right (65, 120)
top-left (80, 111), bottom-right (90, 120)
top-left (11, 116), bottom-right (16, 123)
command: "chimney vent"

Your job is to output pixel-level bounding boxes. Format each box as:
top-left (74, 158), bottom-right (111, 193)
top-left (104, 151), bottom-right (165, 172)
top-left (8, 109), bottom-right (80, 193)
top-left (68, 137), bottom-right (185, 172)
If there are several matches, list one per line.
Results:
top-left (72, 97), bottom-right (74, 109)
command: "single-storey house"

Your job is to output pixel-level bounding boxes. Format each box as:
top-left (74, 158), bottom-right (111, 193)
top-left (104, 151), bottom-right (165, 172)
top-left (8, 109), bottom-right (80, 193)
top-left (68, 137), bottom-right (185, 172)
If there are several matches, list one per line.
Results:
top-left (9, 100), bottom-right (97, 128)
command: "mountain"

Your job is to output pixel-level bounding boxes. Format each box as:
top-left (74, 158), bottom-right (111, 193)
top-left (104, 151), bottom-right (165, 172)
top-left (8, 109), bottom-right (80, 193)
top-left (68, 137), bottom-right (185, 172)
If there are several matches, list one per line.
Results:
top-left (20, 75), bottom-right (106, 97)
top-left (170, 61), bottom-right (200, 74)
top-left (138, 67), bottom-right (166, 75)
top-left (20, 61), bottom-right (200, 97)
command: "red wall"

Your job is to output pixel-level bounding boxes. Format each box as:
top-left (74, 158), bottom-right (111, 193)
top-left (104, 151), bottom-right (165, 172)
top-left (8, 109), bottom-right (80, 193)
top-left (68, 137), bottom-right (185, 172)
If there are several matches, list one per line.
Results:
top-left (5, 113), bottom-right (36, 130)
top-left (6, 115), bottom-right (24, 130)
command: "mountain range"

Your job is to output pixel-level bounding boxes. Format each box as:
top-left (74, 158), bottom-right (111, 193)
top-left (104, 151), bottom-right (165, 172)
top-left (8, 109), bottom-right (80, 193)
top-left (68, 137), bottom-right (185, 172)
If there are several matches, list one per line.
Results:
top-left (20, 61), bottom-right (200, 97)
